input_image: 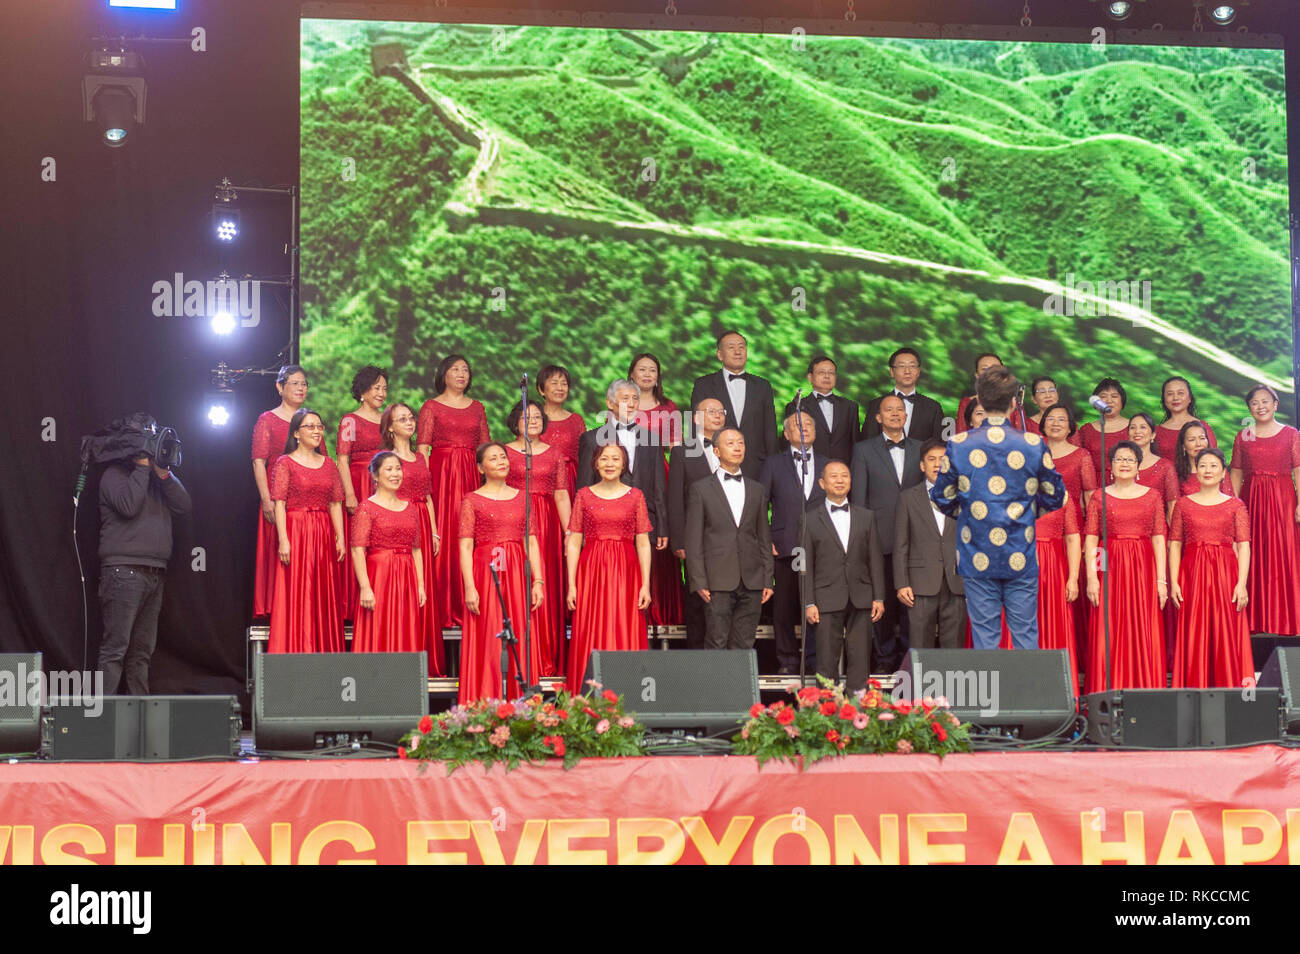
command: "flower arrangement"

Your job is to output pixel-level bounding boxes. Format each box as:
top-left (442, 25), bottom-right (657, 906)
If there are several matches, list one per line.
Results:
top-left (732, 678), bottom-right (971, 766)
top-left (399, 683), bottom-right (645, 773)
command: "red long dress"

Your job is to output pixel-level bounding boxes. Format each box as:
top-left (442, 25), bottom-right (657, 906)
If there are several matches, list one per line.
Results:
top-left (1232, 425), bottom-right (1300, 635)
top-left (1155, 421), bottom-right (1217, 462)
top-left (544, 411), bottom-right (586, 500)
top-left (1178, 471), bottom-right (1234, 498)
top-left (1078, 421), bottom-right (1129, 485)
top-left (252, 410), bottom-right (292, 617)
top-left (1084, 488), bottom-right (1166, 694)
top-left (268, 456), bottom-right (344, 654)
top-left (1170, 497), bottom-right (1252, 689)
top-left (337, 413), bottom-right (383, 620)
top-left (506, 444), bottom-right (566, 675)
top-left (351, 499), bottom-right (422, 654)
top-left (1052, 445), bottom-right (1097, 672)
top-left (1036, 499), bottom-right (1081, 693)
top-left (644, 399), bottom-right (684, 627)
top-left (566, 486), bottom-right (652, 692)
top-left (418, 400), bottom-right (490, 630)
top-left (457, 491), bottom-right (546, 704)
top-left (396, 453), bottom-right (444, 674)
top-left (1136, 457), bottom-right (1178, 511)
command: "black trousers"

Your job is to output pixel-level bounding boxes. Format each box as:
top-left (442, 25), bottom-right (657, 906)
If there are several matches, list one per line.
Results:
top-left (705, 588), bottom-right (763, 650)
top-left (683, 589), bottom-right (707, 649)
top-left (773, 556), bottom-right (816, 668)
top-left (97, 564), bottom-right (165, 695)
top-left (873, 559), bottom-right (910, 672)
top-left (815, 604), bottom-right (872, 694)
top-left (909, 576), bottom-right (967, 650)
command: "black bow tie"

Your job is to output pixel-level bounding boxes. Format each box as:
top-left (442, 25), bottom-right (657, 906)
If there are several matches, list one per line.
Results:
top-left (701, 438), bottom-right (713, 448)
top-left (830, 503), bottom-right (849, 513)
top-left (727, 372), bottom-right (746, 383)
top-left (617, 423), bottom-right (637, 432)
top-left (885, 438), bottom-right (905, 450)
top-left (813, 393), bottom-right (831, 401)
top-left (792, 452), bottom-right (810, 462)
top-left (896, 392), bottom-right (916, 403)
top-left (722, 471), bottom-right (743, 482)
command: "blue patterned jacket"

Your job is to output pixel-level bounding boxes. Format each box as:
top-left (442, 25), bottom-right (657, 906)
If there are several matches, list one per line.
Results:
top-left (929, 416), bottom-right (1067, 580)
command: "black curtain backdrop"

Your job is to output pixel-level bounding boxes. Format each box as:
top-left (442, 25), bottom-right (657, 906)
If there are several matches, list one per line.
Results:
top-left (1, 0), bottom-right (1298, 696)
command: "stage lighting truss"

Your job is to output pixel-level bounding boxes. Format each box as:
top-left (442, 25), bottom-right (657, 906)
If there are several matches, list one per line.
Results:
top-left (1088, 0), bottom-right (1145, 22)
top-left (211, 272), bottom-right (238, 334)
top-left (82, 48), bottom-right (147, 147)
top-left (213, 179), bottom-right (240, 243)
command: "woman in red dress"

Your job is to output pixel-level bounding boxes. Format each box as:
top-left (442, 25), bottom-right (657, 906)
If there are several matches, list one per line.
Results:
top-left (269, 409), bottom-right (346, 653)
top-left (537, 364), bottom-right (586, 500)
top-left (1077, 378), bottom-right (1130, 485)
top-left (629, 351), bottom-right (683, 628)
top-left (1025, 376), bottom-right (1060, 434)
top-left (1036, 481), bottom-right (1081, 692)
top-left (1173, 420), bottom-right (1233, 499)
top-left (1170, 449), bottom-right (1252, 689)
top-left (382, 403), bottom-right (444, 674)
top-left (1083, 440), bottom-right (1168, 693)
top-left (418, 354), bottom-right (491, 631)
top-left (1041, 403), bottom-right (1094, 674)
top-left (351, 452), bottom-right (425, 654)
top-left (251, 364), bottom-right (309, 617)
top-left (1230, 384), bottom-right (1300, 635)
top-left (458, 443), bottom-right (546, 704)
top-left (337, 365), bottom-right (388, 619)
top-left (955, 352), bottom-right (1002, 433)
top-left (1127, 412), bottom-right (1178, 517)
top-left (1155, 376), bottom-right (1217, 461)
top-left (504, 400), bottom-right (570, 676)
top-left (566, 444), bottom-right (653, 692)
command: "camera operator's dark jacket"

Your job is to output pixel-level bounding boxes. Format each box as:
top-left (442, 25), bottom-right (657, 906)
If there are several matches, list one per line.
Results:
top-left (99, 462), bottom-right (192, 569)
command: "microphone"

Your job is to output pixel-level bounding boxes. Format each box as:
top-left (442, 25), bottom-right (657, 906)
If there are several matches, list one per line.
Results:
top-left (520, 373), bottom-right (528, 389)
top-left (1089, 395), bottom-right (1113, 414)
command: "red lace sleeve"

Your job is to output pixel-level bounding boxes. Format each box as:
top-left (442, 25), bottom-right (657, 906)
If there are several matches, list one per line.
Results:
top-left (1231, 430), bottom-right (1244, 469)
top-left (1084, 492), bottom-right (1101, 537)
top-left (1169, 499), bottom-right (1184, 544)
top-left (1080, 455), bottom-right (1098, 492)
top-left (568, 488), bottom-right (585, 533)
top-left (459, 495), bottom-right (477, 540)
top-left (329, 461), bottom-right (345, 502)
top-left (1151, 493), bottom-right (1168, 537)
top-left (1291, 429), bottom-right (1300, 468)
top-left (352, 503), bottom-right (373, 547)
top-left (251, 415), bottom-right (272, 461)
top-left (337, 414), bottom-right (355, 457)
top-left (417, 401), bottom-right (434, 447)
top-left (1233, 499), bottom-right (1250, 542)
top-left (1063, 498), bottom-right (1080, 536)
top-left (633, 490), bottom-right (653, 535)
top-left (270, 458), bottom-right (291, 501)
top-left (409, 510), bottom-right (422, 550)
top-left (554, 452), bottom-right (566, 489)
top-left (477, 403), bottom-right (490, 444)
top-left (1161, 460), bottom-right (1178, 505)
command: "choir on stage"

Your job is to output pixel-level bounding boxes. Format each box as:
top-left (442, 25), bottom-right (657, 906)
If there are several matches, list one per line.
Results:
top-left (249, 332), bottom-right (1294, 702)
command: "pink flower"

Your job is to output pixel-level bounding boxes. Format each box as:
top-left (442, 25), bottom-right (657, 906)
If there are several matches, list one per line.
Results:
top-left (409, 733), bottom-right (422, 748)
top-left (896, 739), bottom-right (913, 754)
top-left (783, 725), bottom-right (800, 738)
top-left (741, 726), bottom-right (750, 739)
top-left (936, 696), bottom-right (950, 708)
top-left (784, 682), bottom-right (801, 695)
top-left (466, 724), bottom-right (486, 734)
top-left (852, 714), bottom-right (869, 730)
top-left (595, 719), bottom-right (610, 734)
top-left (878, 712), bottom-right (895, 722)
top-left (586, 680), bottom-right (603, 690)
top-left (618, 716), bottom-right (635, 729)
top-left (489, 725), bottom-right (511, 748)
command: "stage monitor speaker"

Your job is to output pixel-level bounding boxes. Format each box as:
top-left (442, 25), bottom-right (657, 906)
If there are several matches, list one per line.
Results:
top-left (43, 696), bottom-right (240, 760)
top-left (254, 651), bottom-right (428, 750)
top-left (898, 649), bottom-right (1075, 739)
top-left (1258, 648), bottom-right (1300, 733)
top-left (584, 650), bottom-right (759, 735)
top-left (0, 653), bottom-right (43, 754)
top-left (1084, 689), bottom-right (1282, 747)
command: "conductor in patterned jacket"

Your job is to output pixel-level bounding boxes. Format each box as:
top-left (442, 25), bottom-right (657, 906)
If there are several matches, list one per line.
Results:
top-left (930, 367), bottom-right (1066, 649)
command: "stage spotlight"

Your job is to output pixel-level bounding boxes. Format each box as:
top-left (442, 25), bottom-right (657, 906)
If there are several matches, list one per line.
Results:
top-left (82, 49), bottom-right (146, 148)
top-left (207, 402), bottom-right (231, 427)
top-left (211, 310), bottom-right (236, 335)
top-left (1106, 1), bottom-right (1132, 20)
top-left (213, 178), bottom-right (240, 243)
top-left (208, 361), bottom-right (236, 427)
top-left (1210, 4), bottom-right (1236, 24)
top-left (211, 272), bottom-right (238, 333)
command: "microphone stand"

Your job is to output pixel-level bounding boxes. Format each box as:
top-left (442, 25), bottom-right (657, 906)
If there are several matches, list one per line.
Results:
top-left (489, 563), bottom-right (528, 700)
top-left (1017, 385), bottom-right (1029, 432)
top-left (519, 376), bottom-right (534, 689)
top-left (795, 389), bottom-right (811, 688)
top-left (1096, 401), bottom-right (1113, 694)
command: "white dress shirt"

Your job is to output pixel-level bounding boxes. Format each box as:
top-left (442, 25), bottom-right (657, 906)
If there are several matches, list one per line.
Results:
top-left (701, 439), bottom-right (720, 473)
top-left (925, 479), bottom-right (945, 534)
top-left (825, 498), bottom-right (851, 551)
top-left (616, 422), bottom-right (638, 473)
top-left (895, 389), bottom-right (916, 435)
top-left (812, 390), bottom-right (834, 433)
top-left (884, 432), bottom-right (906, 483)
top-left (717, 467), bottom-right (745, 524)
top-left (725, 369), bottom-right (747, 425)
top-left (791, 448), bottom-right (816, 499)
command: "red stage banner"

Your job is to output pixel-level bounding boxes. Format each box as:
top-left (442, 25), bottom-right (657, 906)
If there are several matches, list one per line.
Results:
top-left (2, 749), bottom-right (1299, 864)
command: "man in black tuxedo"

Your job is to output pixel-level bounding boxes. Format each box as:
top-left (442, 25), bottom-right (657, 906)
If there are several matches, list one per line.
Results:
top-left (863, 347), bottom-right (945, 443)
top-left (668, 397), bottom-right (726, 648)
top-left (689, 330), bottom-right (778, 480)
top-left (760, 410), bottom-right (825, 674)
top-left (684, 427), bottom-right (774, 650)
top-left (578, 379), bottom-right (668, 550)
top-left (782, 355), bottom-right (860, 465)
top-left (849, 394), bottom-right (922, 672)
top-left (895, 438), bottom-right (966, 649)
top-left (803, 460), bottom-right (884, 693)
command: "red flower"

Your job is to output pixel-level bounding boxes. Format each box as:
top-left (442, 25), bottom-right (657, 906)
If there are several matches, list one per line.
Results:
top-left (556, 710), bottom-right (568, 721)
top-left (397, 746), bottom-right (408, 759)
top-left (770, 701), bottom-right (786, 711)
top-left (583, 707), bottom-right (597, 718)
top-left (868, 678), bottom-right (882, 690)
top-left (819, 701), bottom-right (838, 716)
top-left (776, 707), bottom-right (796, 726)
top-left (932, 721), bottom-right (948, 741)
top-left (896, 700), bottom-right (913, 715)
top-left (819, 689), bottom-right (833, 700)
top-left (838, 703), bottom-right (857, 720)
top-left (797, 686), bottom-right (820, 707)
top-left (602, 690), bottom-right (619, 704)
top-left (418, 715), bottom-right (433, 734)
top-left (552, 736), bottom-right (566, 757)
top-left (921, 699), bottom-right (935, 713)
top-left (825, 730), bottom-right (839, 743)
top-left (437, 720), bottom-right (447, 731)
top-left (496, 703), bottom-right (514, 719)
top-left (749, 703), bottom-right (765, 718)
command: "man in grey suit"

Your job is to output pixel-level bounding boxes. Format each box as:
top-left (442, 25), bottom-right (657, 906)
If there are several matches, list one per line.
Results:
top-left (804, 460), bottom-right (884, 693)
top-left (684, 426), bottom-right (774, 650)
top-left (849, 394), bottom-right (922, 671)
top-left (895, 438), bottom-right (967, 649)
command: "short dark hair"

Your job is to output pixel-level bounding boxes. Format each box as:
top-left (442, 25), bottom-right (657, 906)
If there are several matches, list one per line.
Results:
top-left (919, 437), bottom-right (947, 460)
top-left (1093, 377), bottom-right (1127, 410)
top-left (1194, 448), bottom-right (1227, 471)
top-left (976, 367), bottom-right (1019, 415)
top-left (537, 364), bottom-right (571, 396)
top-left (1246, 383), bottom-right (1279, 405)
top-left (1160, 376), bottom-right (1198, 423)
top-left (974, 352), bottom-right (1002, 373)
top-left (1127, 412), bottom-right (1157, 441)
top-left (821, 458), bottom-right (851, 476)
top-left (1108, 439), bottom-right (1142, 465)
top-left (628, 352), bottom-right (665, 405)
top-left (1174, 420), bottom-right (1210, 483)
top-left (380, 402), bottom-right (415, 451)
top-left (475, 441), bottom-right (507, 466)
top-left (1029, 376), bottom-right (1055, 396)
top-left (713, 425), bottom-right (745, 445)
top-left (284, 408), bottom-right (326, 456)
top-left (350, 365), bottom-right (388, 402)
top-left (277, 364), bottom-right (308, 387)
top-left (435, 354), bottom-right (473, 395)
top-left (807, 354), bottom-right (836, 375)
top-left (368, 450), bottom-right (402, 481)
top-left (506, 399), bottom-right (548, 438)
top-left (889, 347), bottom-right (920, 368)
top-left (590, 442), bottom-right (629, 482)
top-left (1041, 403), bottom-right (1077, 439)
top-left (716, 329), bottom-right (745, 349)
top-left (963, 398), bottom-right (985, 428)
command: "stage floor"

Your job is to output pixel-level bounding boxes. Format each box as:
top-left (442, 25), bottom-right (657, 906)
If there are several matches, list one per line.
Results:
top-left (3, 746), bottom-right (1298, 864)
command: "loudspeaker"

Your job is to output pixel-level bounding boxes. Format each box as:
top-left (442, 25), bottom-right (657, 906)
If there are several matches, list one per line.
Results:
top-left (1259, 648), bottom-right (1300, 733)
top-left (0, 654), bottom-right (43, 754)
top-left (254, 651), bottom-right (428, 750)
top-left (898, 649), bottom-right (1075, 739)
top-left (584, 650), bottom-right (759, 734)
top-left (43, 696), bottom-right (241, 760)
top-left (1084, 689), bottom-right (1282, 747)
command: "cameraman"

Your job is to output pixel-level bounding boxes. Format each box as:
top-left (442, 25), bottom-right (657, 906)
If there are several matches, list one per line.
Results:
top-left (98, 452), bottom-right (191, 695)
